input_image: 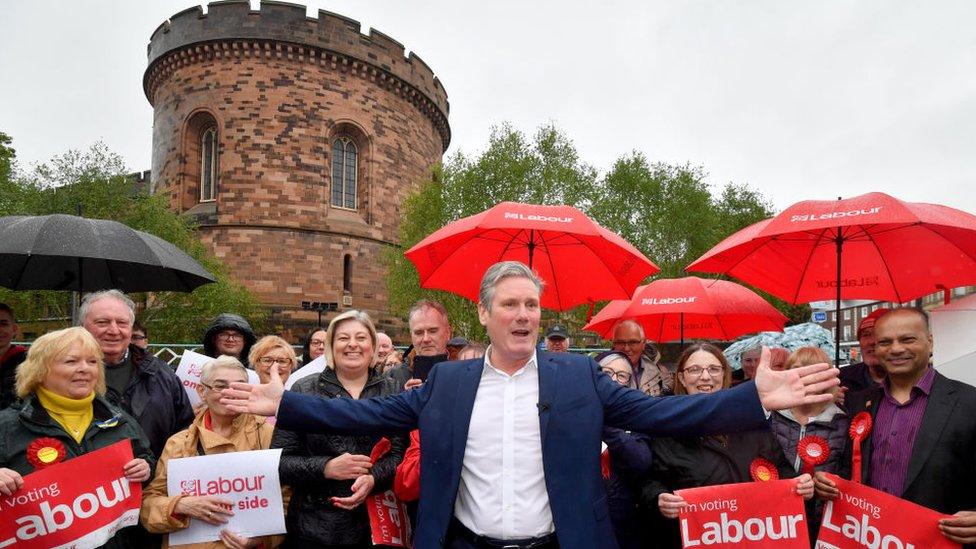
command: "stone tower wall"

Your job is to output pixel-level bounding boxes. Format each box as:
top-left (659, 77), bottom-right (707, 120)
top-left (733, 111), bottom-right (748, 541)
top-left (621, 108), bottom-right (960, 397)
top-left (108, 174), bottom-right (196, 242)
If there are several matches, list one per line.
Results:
top-left (145, 1), bottom-right (449, 334)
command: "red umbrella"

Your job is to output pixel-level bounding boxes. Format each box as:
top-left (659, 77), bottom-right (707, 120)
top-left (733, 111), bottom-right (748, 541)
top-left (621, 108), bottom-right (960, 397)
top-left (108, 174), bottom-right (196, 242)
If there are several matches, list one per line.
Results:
top-left (583, 277), bottom-right (787, 343)
top-left (404, 202), bottom-right (659, 310)
top-left (686, 192), bottom-right (976, 362)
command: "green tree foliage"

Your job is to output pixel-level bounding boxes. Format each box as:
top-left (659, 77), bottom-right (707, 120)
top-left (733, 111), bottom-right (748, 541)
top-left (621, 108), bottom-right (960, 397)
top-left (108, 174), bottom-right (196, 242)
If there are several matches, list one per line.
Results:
top-left (0, 135), bottom-right (264, 342)
top-left (388, 124), bottom-right (801, 343)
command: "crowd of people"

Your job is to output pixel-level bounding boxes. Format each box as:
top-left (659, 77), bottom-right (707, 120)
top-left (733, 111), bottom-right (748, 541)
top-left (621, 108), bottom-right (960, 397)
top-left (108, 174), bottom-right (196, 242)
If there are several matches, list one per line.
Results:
top-left (0, 260), bottom-right (975, 548)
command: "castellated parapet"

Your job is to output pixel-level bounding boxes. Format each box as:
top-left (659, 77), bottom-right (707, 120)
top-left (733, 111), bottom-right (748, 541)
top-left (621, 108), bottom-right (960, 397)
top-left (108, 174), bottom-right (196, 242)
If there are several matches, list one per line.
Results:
top-left (144, 1), bottom-right (450, 335)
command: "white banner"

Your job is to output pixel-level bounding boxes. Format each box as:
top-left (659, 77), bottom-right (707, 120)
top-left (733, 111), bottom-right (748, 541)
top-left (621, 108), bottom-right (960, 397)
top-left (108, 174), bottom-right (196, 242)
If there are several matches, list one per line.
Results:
top-left (175, 350), bottom-right (259, 406)
top-left (166, 449), bottom-right (285, 545)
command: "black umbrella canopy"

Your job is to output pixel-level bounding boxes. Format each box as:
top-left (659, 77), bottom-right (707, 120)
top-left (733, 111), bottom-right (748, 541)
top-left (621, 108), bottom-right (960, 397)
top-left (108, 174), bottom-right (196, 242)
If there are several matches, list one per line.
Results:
top-left (0, 214), bottom-right (216, 292)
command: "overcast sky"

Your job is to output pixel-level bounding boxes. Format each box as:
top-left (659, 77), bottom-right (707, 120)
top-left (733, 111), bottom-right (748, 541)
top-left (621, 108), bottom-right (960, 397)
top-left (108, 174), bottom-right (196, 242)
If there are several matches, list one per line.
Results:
top-left (2, 1), bottom-right (975, 213)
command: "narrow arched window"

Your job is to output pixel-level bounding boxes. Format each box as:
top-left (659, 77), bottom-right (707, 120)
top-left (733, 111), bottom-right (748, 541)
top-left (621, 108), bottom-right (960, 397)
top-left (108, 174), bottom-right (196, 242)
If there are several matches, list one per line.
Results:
top-left (331, 137), bottom-right (357, 209)
top-left (343, 254), bottom-right (352, 292)
top-left (200, 127), bottom-right (217, 202)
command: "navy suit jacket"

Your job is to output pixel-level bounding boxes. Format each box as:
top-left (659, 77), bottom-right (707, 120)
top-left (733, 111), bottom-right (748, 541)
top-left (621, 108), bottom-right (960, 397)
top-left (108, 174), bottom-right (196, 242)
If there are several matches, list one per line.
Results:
top-left (276, 351), bottom-right (768, 549)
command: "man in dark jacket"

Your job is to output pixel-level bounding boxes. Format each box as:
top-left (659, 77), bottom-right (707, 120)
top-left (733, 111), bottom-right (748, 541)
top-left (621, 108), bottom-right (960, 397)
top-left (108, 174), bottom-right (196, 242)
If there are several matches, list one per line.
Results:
top-left (0, 303), bottom-right (27, 410)
top-left (816, 307), bottom-right (976, 545)
top-left (80, 290), bottom-right (194, 457)
top-left (202, 313), bottom-right (257, 365)
top-left (386, 299), bottom-right (451, 390)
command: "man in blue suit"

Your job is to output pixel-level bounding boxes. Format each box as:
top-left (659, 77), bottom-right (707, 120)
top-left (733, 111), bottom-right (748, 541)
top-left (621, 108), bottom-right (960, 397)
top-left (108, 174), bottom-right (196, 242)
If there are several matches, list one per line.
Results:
top-left (223, 261), bottom-right (838, 549)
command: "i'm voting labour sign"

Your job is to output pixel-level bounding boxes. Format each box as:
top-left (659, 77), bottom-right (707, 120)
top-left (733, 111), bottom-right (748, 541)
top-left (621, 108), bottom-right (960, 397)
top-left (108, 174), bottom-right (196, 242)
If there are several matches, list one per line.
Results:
top-left (676, 479), bottom-right (808, 548)
top-left (166, 449), bottom-right (285, 545)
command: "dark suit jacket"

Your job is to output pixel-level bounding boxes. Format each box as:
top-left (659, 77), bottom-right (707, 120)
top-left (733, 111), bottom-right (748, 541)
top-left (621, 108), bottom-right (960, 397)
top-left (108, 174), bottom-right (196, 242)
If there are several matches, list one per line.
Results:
top-left (841, 370), bottom-right (976, 514)
top-left (276, 351), bottom-right (769, 549)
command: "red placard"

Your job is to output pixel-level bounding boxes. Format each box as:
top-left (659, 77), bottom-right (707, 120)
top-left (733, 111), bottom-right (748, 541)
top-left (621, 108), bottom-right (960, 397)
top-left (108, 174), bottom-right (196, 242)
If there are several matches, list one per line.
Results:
top-left (814, 474), bottom-right (959, 549)
top-left (677, 479), bottom-right (808, 548)
top-left (366, 438), bottom-right (412, 548)
top-left (0, 439), bottom-right (141, 549)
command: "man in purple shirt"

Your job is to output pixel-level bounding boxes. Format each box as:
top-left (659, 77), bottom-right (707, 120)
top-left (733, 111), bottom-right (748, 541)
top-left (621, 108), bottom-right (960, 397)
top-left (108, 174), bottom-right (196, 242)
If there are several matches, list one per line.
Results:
top-left (815, 307), bottom-right (976, 545)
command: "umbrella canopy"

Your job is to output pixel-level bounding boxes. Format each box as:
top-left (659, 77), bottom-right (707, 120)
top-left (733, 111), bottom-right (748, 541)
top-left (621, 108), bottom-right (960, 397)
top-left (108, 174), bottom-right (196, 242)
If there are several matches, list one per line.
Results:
top-left (687, 192), bottom-right (976, 363)
top-left (583, 277), bottom-right (787, 343)
top-left (0, 214), bottom-right (216, 292)
top-left (404, 202), bottom-right (659, 310)
top-left (687, 192), bottom-right (976, 304)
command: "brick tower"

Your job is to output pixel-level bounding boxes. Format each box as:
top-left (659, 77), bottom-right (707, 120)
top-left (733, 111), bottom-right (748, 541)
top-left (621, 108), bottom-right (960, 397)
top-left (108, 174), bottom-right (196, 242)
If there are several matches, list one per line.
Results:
top-left (143, 1), bottom-right (450, 334)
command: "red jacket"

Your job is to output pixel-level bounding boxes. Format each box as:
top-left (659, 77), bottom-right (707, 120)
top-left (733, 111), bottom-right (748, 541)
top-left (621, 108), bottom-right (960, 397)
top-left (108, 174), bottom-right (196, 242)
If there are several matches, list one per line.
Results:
top-left (394, 430), bottom-right (421, 501)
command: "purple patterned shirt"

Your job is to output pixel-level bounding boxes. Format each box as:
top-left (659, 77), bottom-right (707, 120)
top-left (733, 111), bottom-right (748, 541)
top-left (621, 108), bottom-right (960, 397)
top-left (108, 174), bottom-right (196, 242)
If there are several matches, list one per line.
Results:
top-left (868, 367), bottom-right (935, 496)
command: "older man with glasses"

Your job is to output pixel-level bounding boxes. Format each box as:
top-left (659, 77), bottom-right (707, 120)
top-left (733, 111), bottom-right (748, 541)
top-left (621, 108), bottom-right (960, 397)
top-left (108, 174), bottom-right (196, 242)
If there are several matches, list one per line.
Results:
top-left (612, 320), bottom-right (673, 396)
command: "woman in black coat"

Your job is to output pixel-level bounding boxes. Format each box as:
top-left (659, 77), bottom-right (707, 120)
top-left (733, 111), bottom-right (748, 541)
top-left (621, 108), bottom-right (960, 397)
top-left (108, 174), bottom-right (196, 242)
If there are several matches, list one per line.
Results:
top-left (272, 310), bottom-right (408, 549)
top-left (641, 343), bottom-right (814, 549)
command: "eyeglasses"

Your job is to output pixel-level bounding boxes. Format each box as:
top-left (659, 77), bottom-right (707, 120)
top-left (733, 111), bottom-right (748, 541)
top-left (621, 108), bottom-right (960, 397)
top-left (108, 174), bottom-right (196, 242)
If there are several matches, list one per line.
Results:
top-left (612, 340), bottom-right (644, 348)
top-left (601, 368), bottom-right (633, 383)
top-left (217, 332), bottom-right (244, 341)
top-left (310, 339), bottom-right (327, 347)
top-left (682, 366), bottom-right (724, 378)
top-left (131, 335), bottom-right (147, 341)
top-left (200, 381), bottom-right (231, 391)
top-left (258, 357), bottom-right (294, 366)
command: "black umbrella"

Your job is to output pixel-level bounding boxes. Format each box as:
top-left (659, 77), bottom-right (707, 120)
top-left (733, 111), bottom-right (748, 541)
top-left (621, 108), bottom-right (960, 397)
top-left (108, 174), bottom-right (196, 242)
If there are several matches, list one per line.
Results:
top-left (0, 214), bottom-right (216, 292)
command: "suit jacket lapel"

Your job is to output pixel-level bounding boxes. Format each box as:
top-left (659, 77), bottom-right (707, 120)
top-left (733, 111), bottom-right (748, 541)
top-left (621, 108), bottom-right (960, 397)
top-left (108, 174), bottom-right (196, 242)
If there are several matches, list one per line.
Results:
top-left (452, 360), bottom-right (483, 468)
top-left (904, 373), bottom-right (957, 492)
top-left (537, 352), bottom-right (557, 445)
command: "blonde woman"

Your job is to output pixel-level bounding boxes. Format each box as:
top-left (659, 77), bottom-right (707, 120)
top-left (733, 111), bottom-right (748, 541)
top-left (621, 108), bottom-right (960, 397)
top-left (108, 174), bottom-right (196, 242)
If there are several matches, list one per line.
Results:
top-left (0, 327), bottom-right (153, 546)
top-left (271, 310), bottom-right (408, 548)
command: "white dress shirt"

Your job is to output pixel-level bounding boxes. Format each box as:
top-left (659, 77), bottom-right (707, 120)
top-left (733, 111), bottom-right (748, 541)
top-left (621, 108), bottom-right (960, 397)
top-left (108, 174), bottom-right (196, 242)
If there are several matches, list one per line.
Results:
top-left (453, 348), bottom-right (554, 539)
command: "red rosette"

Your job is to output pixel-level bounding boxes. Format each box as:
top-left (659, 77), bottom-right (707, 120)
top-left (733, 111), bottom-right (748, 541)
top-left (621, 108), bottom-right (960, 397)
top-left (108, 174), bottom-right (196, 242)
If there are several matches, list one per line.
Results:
top-left (750, 457), bottom-right (779, 482)
top-left (26, 437), bottom-right (66, 470)
top-left (849, 411), bottom-right (873, 440)
top-left (849, 411), bottom-right (873, 484)
top-left (797, 435), bottom-right (830, 473)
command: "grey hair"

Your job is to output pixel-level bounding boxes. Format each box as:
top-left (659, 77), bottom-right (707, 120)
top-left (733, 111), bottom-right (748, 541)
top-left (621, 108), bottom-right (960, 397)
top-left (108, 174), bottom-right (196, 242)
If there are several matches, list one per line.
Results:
top-left (408, 299), bottom-right (449, 327)
top-left (324, 309), bottom-right (378, 369)
top-left (478, 261), bottom-right (544, 311)
top-left (200, 355), bottom-right (248, 384)
top-left (78, 290), bottom-right (136, 325)
top-left (612, 319), bottom-right (645, 340)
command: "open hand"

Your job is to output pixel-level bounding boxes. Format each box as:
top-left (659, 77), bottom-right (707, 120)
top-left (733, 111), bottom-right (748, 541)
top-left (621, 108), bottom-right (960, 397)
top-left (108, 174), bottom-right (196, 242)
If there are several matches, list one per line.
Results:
top-left (221, 360), bottom-right (284, 416)
top-left (754, 347), bottom-right (838, 410)
top-left (332, 474), bottom-right (375, 510)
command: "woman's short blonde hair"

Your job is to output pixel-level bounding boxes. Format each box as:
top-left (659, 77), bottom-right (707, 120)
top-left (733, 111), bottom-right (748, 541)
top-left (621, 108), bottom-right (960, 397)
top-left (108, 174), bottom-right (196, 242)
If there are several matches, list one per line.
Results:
top-left (248, 335), bottom-right (296, 369)
top-left (16, 327), bottom-right (106, 397)
top-left (324, 310), bottom-right (378, 369)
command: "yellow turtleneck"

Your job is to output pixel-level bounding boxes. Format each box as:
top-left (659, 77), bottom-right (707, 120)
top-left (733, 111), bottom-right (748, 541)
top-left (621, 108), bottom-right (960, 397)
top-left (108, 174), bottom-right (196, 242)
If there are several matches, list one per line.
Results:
top-left (36, 386), bottom-right (95, 444)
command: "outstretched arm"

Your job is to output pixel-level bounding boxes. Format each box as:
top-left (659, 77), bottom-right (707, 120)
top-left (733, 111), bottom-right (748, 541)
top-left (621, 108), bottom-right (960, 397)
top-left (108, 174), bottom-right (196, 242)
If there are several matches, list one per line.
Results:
top-left (601, 347), bottom-right (838, 437)
top-left (223, 363), bottom-right (436, 436)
